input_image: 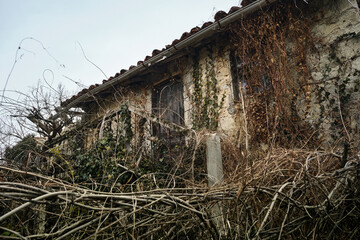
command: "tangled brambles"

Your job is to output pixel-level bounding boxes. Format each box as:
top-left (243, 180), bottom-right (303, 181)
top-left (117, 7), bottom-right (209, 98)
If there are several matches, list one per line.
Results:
top-left (1, 142), bottom-right (360, 239)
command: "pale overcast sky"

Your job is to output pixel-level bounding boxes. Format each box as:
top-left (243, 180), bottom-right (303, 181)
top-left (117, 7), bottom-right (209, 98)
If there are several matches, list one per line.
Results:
top-left (0, 0), bottom-right (240, 100)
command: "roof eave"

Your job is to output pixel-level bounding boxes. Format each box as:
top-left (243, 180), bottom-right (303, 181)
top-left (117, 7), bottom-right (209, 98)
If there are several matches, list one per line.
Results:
top-left (60, 0), bottom-right (279, 113)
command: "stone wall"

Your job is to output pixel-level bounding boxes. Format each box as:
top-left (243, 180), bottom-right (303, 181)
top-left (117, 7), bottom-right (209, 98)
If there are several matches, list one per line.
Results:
top-left (184, 0), bottom-right (360, 149)
top-left (180, 45), bottom-right (238, 137)
top-left (57, 0), bottom-right (360, 151)
top-left (297, 0), bottom-right (360, 148)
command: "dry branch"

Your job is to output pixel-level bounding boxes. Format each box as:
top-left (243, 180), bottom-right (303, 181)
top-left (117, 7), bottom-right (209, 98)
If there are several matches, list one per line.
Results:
top-left (0, 148), bottom-right (359, 239)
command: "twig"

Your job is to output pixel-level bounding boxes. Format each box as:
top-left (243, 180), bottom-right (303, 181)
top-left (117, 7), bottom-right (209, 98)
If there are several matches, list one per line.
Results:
top-left (0, 191), bottom-right (76, 222)
top-left (0, 226), bottom-right (26, 240)
top-left (255, 182), bottom-right (291, 239)
top-left (56, 214), bottom-right (107, 240)
top-left (76, 41), bottom-right (108, 79)
top-left (337, 85), bottom-right (351, 141)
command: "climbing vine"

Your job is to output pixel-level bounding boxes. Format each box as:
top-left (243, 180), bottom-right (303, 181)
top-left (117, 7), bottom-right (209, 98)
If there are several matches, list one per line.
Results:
top-left (51, 103), bottom-right (135, 185)
top-left (229, 2), bottom-right (316, 145)
top-left (316, 31), bottom-right (360, 143)
top-left (191, 46), bottom-right (225, 131)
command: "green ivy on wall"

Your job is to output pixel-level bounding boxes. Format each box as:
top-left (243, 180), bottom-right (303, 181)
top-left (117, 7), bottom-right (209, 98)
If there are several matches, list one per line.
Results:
top-left (52, 103), bottom-right (134, 185)
top-left (191, 46), bottom-right (225, 131)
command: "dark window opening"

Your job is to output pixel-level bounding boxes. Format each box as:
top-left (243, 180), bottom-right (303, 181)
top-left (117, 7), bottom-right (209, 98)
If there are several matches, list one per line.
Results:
top-left (230, 51), bottom-right (271, 101)
top-left (152, 77), bottom-right (184, 145)
top-left (230, 52), bottom-right (246, 102)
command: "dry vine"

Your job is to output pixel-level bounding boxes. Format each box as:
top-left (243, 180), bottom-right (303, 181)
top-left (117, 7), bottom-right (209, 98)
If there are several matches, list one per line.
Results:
top-left (230, 2), bottom-right (316, 146)
top-left (1, 146), bottom-right (359, 239)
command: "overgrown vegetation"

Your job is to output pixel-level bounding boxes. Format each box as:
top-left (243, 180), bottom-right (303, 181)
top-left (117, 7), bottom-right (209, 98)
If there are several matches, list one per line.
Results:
top-left (46, 103), bottom-right (137, 186)
top-left (1, 1), bottom-right (360, 239)
top-left (230, 3), bottom-right (316, 146)
top-left (1, 144), bottom-right (359, 239)
top-left (4, 135), bottom-right (42, 171)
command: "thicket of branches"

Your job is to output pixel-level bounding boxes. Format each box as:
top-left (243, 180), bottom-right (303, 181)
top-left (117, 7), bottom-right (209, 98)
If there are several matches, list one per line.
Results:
top-left (0, 145), bottom-right (359, 239)
top-left (3, 79), bottom-right (358, 239)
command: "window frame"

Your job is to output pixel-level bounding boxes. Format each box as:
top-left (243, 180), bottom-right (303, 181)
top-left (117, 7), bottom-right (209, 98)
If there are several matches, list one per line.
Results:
top-left (151, 76), bottom-right (185, 143)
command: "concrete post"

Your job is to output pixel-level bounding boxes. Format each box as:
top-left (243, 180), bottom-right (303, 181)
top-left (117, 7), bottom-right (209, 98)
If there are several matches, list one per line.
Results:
top-left (35, 204), bottom-right (46, 234)
top-left (206, 133), bottom-right (225, 237)
top-left (206, 134), bottom-right (223, 186)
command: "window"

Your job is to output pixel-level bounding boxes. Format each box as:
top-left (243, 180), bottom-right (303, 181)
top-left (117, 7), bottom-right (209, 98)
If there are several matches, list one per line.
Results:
top-left (152, 77), bottom-right (184, 144)
top-left (230, 51), bottom-right (245, 102)
top-left (230, 51), bottom-right (271, 101)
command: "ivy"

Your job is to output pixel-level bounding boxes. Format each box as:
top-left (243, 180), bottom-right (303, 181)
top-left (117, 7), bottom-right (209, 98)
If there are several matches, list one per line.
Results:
top-left (191, 46), bottom-right (225, 131)
top-left (53, 103), bottom-right (135, 185)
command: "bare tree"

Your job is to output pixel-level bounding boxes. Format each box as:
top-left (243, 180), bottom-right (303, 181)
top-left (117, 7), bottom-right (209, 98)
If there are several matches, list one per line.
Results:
top-left (0, 80), bottom-right (74, 160)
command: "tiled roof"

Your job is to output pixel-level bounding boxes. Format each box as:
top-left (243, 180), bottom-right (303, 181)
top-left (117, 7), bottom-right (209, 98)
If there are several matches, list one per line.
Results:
top-left (62, 1), bottom-right (257, 107)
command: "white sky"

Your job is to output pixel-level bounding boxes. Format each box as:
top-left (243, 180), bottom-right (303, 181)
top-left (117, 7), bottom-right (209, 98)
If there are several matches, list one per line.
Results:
top-left (0, 0), bottom-right (241, 100)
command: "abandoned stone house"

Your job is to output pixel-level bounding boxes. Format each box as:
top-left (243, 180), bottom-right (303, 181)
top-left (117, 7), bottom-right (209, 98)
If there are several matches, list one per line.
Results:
top-left (56, 0), bottom-right (360, 153)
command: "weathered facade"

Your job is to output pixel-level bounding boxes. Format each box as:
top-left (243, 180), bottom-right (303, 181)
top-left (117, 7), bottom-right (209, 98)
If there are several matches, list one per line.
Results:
top-left (57, 0), bottom-right (360, 153)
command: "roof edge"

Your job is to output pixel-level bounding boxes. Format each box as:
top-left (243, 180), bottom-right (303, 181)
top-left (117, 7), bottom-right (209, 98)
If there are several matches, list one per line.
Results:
top-left (58, 0), bottom-right (279, 116)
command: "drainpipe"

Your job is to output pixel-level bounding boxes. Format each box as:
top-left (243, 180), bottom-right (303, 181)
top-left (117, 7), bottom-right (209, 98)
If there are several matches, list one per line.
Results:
top-left (59, 0), bottom-right (279, 115)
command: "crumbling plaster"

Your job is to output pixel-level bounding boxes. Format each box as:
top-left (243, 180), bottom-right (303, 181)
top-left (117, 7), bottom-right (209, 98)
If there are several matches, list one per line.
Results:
top-left (177, 44), bottom-right (239, 138)
top-left (297, 0), bottom-right (360, 147)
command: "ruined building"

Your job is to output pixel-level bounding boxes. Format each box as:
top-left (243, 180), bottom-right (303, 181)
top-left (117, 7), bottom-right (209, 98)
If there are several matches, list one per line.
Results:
top-left (55, 0), bottom-right (360, 155)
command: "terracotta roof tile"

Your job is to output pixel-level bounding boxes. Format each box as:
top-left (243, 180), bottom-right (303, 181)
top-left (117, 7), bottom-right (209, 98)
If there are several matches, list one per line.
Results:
top-left (228, 6), bottom-right (240, 14)
top-left (214, 11), bottom-right (228, 21)
top-left (201, 21), bottom-right (213, 29)
top-left (180, 32), bottom-right (191, 41)
top-left (152, 49), bottom-right (161, 57)
top-left (241, 0), bottom-right (257, 7)
top-left (62, 5), bottom-right (245, 107)
top-left (190, 26), bottom-right (201, 34)
top-left (173, 39), bottom-right (182, 47)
